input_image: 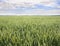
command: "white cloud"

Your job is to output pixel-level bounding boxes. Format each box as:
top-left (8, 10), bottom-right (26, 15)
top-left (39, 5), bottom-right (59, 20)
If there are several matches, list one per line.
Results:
top-left (4, 0), bottom-right (56, 6)
top-left (0, 9), bottom-right (60, 15)
top-left (0, 2), bottom-right (16, 9)
top-left (1, 0), bottom-right (59, 9)
top-left (0, 0), bottom-right (60, 15)
top-left (0, 2), bottom-right (36, 9)
top-left (26, 9), bottom-right (60, 15)
top-left (4, 0), bottom-right (40, 4)
top-left (0, 0), bottom-right (59, 9)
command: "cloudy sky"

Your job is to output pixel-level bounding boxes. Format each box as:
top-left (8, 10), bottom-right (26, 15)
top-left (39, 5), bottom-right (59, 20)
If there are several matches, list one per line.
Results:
top-left (0, 0), bottom-right (60, 15)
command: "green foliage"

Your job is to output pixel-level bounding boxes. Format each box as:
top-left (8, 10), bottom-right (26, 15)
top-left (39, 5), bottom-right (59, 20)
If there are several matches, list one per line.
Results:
top-left (0, 16), bottom-right (60, 46)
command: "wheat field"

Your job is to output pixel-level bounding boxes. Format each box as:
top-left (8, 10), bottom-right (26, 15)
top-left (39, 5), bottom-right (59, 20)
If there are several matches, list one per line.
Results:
top-left (0, 16), bottom-right (60, 46)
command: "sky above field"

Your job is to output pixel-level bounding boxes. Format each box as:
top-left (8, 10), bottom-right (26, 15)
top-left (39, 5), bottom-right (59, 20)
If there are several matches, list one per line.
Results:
top-left (0, 0), bottom-right (60, 15)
